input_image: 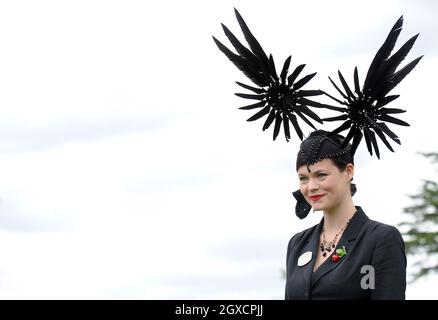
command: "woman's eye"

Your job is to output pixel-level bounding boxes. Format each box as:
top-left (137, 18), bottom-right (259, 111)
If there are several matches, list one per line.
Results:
top-left (317, 173), bottom-right (327, 178)
top-left (299, 177), bottom-right (308, 182)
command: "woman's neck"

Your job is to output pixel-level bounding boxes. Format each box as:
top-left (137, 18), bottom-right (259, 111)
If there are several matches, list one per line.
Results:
top-left (322, 199), bottom-right (356, 234)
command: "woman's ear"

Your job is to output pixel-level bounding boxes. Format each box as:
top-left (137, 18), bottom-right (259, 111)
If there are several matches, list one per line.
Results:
top-left (345, 163), bottom-right (354, 181)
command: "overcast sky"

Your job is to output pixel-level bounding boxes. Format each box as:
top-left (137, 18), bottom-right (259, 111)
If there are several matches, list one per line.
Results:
top-left (0, 0), bottom-right (437, 299)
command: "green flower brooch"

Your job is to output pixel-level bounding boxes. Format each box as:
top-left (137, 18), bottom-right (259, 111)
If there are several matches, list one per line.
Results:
top-left (331, 246), bottom-right (347, 263)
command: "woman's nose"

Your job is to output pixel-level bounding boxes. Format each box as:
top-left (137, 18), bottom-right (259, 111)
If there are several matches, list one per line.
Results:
top-left (308, 178), bottom-right (319, 191)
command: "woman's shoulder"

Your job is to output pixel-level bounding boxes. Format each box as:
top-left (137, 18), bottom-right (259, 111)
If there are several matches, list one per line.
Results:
top-left (364, 218), bottom-right (405, 246)
top-left (287, 223), bottom-right (319, 249)
top-left (357, 206), bottom-right (402, 237)
top-left (366, 218), bottom-right (403, 236)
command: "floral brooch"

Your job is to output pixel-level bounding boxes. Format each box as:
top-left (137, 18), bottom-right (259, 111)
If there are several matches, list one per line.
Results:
top-left (331, 246), bottom-right (347, 263)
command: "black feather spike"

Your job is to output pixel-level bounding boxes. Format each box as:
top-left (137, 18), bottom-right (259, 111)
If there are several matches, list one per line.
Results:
top-left (268, 54), bottom-right (278, 83)
top-left (381, 55), bottom-right (423, 96)
top-left (295, 110), bottom-right (317, 130)
top-left (323, 114), bottom-right (349, 122)
top-left (273, 111), bottom-right (283, 140)
top-left (353, 67), bottom-right (360, 95)
top-left (328, 76), bottom-right (348, 100)
top-left (213, 36), bottom-right (268, 87)
top-left (213, 9), bottom-right (324, 141)
top-left (341, 126), bottom-right (358, 148)
top-left (374, 34), bottom-right (419, 92)
top-left (221, 24), bottom-right (262, 74)
top-left (331, 120), bottom-right (352, 136)
top-left (373, 125), bottom-right (395, 152)
top-left (233, 9), bottom-right (271, 79)
top-left (283, 114), bottom-right (291, 141)
top-left (351, 130), bottom-right (363, 156)
top-left (379, 114), bottom-right (410, 126)
top-left (235, 93), bottom-right (265, 100)
top-left (300, 98), bottom-right (346, 112)
top-left (375, 95), bottom-right (400, 108)
top-left (247, 105), bottom-right (270, 122)
top-left (376, 122), bottom-right (401, 144)
top-left (378, 107), bottom-right (406, 114)
top-left (236, 81), bottom-right (265, 94)
top-left (338, 70), bottom-right (355, 100)
top-left (368, 129), bottom-right (380, 159)
top-left (363, 16), bottom-right (404, 93)
top-left (294, 73), bottom-right (317, 90)
top-left (280, 56), bottom-right (292, 84)
top-left (288, 64), bottom-right (305, 87)
top-left (295, 105), bottom-right (323, 124)
top-left (239, 101), bottom-right (266, 110)
top-left (263, 109), bottom-right (277, 130)
top-left (298, 90), bottom-right (323, 97)
top-left (363, 128), bottom-right (374, 156)
top-left (321, 16), bottom-right (421, 157)
top-left (287, 112), bottom-right (303, 140)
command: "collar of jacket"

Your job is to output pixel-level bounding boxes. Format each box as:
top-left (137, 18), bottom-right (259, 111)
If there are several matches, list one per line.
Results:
top-left (299, 206), bottom-right (370, 292)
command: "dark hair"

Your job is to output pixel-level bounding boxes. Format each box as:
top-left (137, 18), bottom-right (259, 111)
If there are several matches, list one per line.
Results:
top-left (296, 130), bottom-right (357, 196)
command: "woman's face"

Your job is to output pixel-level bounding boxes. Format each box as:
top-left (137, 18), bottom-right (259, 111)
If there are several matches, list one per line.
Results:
top-left (297, 159), bottom-right (354, 212)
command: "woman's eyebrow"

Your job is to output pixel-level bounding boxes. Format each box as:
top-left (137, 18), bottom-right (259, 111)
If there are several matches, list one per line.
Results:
top-left (298, 169), bottom-right (325, 176)
top-left (309, 169), bottom-right (326, 175)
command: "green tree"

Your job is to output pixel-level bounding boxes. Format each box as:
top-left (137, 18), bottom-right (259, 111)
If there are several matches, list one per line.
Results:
top-left (399, 152), bottom-right (438, 281)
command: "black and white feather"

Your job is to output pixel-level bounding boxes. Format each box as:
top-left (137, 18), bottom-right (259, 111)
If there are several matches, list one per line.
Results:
top-left (212, 9), bottom-right (334, 142)
top-left (323, 16), bottom-right (423, 158)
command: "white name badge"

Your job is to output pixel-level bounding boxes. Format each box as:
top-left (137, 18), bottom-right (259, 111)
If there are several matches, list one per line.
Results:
top-left (297, 251), bottom-right (312, 267)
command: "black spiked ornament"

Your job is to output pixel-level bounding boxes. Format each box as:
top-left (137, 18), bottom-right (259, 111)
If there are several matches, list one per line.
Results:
top-left (322, 16), bottom-right (423, 158)
top-left (213, 8), bottom-right (325, 142)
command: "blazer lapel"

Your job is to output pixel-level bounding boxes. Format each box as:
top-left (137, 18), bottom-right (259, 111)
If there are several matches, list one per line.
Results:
top-left (311, 207), bottom-right (369, 288)
top-left (298, 220), bottom-right (323, 294)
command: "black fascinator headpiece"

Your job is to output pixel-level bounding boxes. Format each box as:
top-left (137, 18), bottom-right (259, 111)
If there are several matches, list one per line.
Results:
top-left (212, 8), bottom-right (335, 142)
top-left (296, 130), bottom-right (353, 170)
top-left (322, 16), bottom-right (423, 158)
top-left (213, 10), bottom-right (422, 219)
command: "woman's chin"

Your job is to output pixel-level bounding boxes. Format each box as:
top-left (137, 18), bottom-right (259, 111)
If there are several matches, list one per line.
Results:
top-left (311, 203), bottom-right (325, 211)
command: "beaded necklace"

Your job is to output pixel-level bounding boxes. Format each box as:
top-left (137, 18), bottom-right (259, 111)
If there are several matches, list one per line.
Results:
top-left (319, 215), bottom-right (354, 257)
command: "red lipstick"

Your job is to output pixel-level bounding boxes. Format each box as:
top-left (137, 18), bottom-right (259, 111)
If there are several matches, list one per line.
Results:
top-left (309, 194), bottom-right (324, 201)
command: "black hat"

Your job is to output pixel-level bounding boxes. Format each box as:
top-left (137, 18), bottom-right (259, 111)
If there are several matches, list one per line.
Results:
top-left (296, 130), bottom-right (353, 170)
top-left (213, 9), bottom-right (421, 218)
top-left (213, 10), bottom-right (421, 158)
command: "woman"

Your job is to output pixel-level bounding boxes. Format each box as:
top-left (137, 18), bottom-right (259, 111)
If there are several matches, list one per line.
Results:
top-left (284, 130), bottom-right (406, 300)
top-left (213, 10), bottom-right (420, 300)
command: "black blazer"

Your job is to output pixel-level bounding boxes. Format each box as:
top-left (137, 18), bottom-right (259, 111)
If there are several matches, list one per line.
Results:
top-left (285, 206), bottom-right (406, 300)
